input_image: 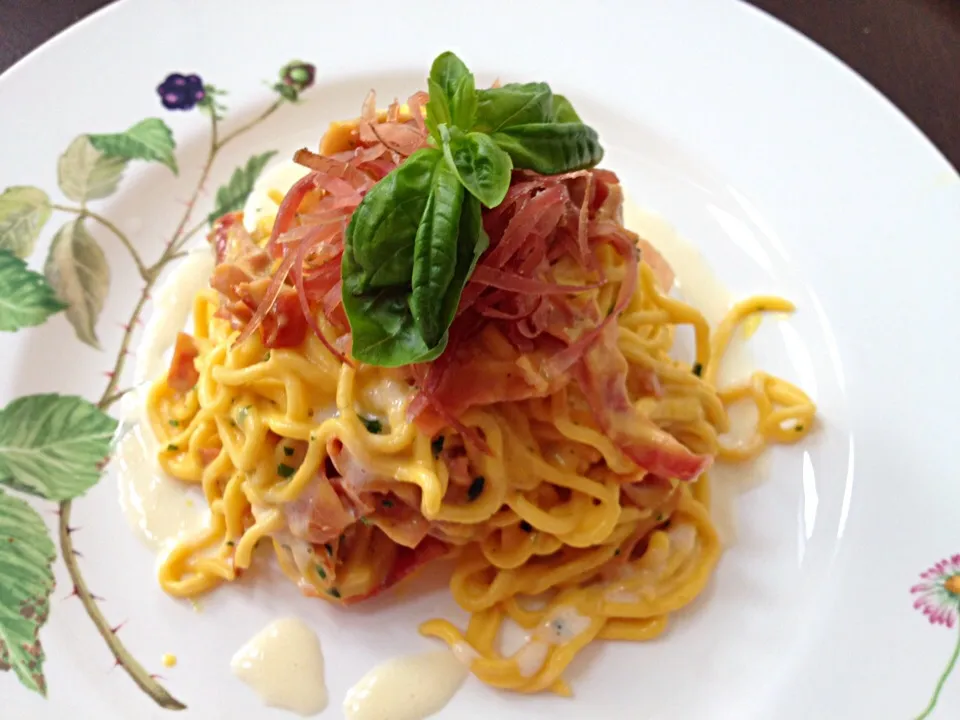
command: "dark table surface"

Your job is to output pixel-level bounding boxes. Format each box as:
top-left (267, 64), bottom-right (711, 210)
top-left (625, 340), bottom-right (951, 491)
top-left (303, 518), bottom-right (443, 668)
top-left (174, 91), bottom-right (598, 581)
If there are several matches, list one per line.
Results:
top-left (1, 0), bottom-right (957, 170)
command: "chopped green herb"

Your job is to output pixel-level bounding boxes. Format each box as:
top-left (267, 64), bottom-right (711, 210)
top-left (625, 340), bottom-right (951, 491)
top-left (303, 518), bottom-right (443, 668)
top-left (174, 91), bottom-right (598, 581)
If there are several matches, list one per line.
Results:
top-left (277, 463), bottom-right (295, 478)
top-left (360, 416), bottom-right (383, 434)
top-left (614, 548), bottom-right (621, 556)
top-left (316, 565), bottom-right (327, 580)
top-left (692, 362), bottom-right (703, 377)
top-left (467, 476), bottom-right (485, 501)
top-left (166, 443), bottom-right (179, 452)
top-left (431, 436), bottom-right (445, 456)
top-left (264, 351), bottom-right (271, 360)
top-left (519, 521), bottom-right (533, 533)
top-left (795, 425), bottom-right (804, 432)
top-left (324, 543), bottom-right (333, 555)
top-left (382, 499), bottom-right (394, 508)
top-left (328, 588), bottom-right (341, 599)
top-left (168, 419), bottom-right (180, 427)
top-left (283, 445), bottom-right (295, 456)
top-left (226, 540), bottom-right (235, 547)
top-left (359, 516), bottom-right (371, 526)
top-left (237, 405), bottom-right (251, 425)
top-left (655, 512), bottom-right (665, 522)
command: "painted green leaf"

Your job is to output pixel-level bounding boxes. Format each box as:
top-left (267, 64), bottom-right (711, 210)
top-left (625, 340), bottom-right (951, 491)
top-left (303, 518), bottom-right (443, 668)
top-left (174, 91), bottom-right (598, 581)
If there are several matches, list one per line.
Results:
top-left (207, 150), bottom-right (277, 223)
top-left (0, 394), bottom-right (117, 501)
top-left (57, 135), bottom-right (127, 203)
top-left (43, 220), bottom-right (110, 349)
top-left (0, 187), bottom-right (52, 259)
top-left (0, 487), bottom-right (55, 697)
top-left (0, 250), bottom-right (66, 332)
top-left (88, 118), bottom-right (178, 175)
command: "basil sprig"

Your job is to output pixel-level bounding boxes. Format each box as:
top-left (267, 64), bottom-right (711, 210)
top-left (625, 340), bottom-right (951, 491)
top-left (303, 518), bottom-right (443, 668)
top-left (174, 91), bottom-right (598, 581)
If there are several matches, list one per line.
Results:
top-left (342, 51), bottom-right (604, 366)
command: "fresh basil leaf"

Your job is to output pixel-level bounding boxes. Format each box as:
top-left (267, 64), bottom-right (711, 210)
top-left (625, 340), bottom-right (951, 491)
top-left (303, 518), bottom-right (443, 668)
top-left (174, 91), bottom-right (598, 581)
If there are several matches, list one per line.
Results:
top-left (474, 82), bottom-right (554, 133)
top-left (450, 72), bottom-right (478, 131)
top-left (430, 52), bottom-right (472, 105)
top-left (425, 78), bottom-right (452, 142)
top-left (439, 193), bottom-right (488, 331)
top-left (426, 52), bottom-right (477, 139)
top-left (441, 127), bottom-right (513, 208)
top-left (340, 277), bottom-right (440, 367)
top-left (491, 122), bottom-right (603, 174)
top-left (552, 94), bottom-right (581, 123)
top-left (345, 148), bottom-right (442, 293)
top-left (410, 159), bottom-right (464, 347)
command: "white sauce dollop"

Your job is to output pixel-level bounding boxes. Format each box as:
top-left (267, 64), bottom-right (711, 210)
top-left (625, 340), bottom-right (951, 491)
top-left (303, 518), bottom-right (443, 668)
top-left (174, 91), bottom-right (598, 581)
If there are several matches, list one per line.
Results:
top-left (115, 248), bottom-right (214, 552)
top-left (231, 618), bottom-right (329, 717)
top-left (343, 650), bottom-right (469, 720)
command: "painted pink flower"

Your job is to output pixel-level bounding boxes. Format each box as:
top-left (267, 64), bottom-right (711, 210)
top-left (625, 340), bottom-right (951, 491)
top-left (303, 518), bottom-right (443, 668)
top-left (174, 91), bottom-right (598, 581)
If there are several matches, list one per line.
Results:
top-left (912, 555), bottom-right (960, 719)
top-left (912, 554), bottom-right (960, 628)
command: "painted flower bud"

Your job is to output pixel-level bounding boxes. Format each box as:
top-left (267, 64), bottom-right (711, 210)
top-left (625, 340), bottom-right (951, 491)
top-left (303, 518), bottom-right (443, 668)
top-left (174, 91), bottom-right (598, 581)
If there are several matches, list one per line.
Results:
top-left (280, 61), bottom-right (316, 94)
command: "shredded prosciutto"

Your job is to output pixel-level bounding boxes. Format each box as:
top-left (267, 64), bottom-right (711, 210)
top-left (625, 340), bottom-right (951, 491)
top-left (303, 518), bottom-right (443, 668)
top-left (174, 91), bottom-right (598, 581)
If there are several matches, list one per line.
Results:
top-left (208, 211), bottom-right (245, 264)
top-left (205, 91), bottom-right (690, 479)
top-left (199, 447), bottom-right (220, 465)
top-left (341, 536), bottom-right (449, 605)
top-left (286, 475), bottom-right (356, 545)
top-left (265, 173), bottom-right (320, 258)
top-left (469, 265), bottom-right (601, 295)
top-left (167, 332), bottom-right (200, 391)
top-left (576, 324), bottom-right (710, 481)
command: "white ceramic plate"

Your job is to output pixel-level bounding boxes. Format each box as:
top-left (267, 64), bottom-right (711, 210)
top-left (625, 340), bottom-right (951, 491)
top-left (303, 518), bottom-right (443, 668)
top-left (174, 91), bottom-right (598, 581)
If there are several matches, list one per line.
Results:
top-left (1, 1), bottom-right (958, 718)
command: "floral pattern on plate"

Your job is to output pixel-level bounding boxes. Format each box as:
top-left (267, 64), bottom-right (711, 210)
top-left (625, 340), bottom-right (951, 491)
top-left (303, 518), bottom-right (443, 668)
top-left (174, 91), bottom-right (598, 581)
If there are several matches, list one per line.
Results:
top-left (0, 61), bottom-right (315, 711)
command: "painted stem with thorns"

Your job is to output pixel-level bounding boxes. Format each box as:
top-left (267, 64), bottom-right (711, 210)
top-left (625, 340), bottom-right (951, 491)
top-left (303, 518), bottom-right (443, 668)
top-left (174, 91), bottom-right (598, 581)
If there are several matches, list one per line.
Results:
top-left (55, 98), bottom-right (284, 711)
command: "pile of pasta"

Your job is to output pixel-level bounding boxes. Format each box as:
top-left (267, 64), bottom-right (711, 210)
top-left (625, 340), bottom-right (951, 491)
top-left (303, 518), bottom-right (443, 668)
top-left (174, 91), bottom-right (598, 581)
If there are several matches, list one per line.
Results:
top-left (147, 101), bottom-right (815, 695)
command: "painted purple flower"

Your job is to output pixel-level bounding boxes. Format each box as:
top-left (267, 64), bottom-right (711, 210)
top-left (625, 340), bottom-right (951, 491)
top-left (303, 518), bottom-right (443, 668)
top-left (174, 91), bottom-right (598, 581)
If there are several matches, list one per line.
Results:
top-left (157, 73), bottom-right (206, 111)
top-left (912, 554), bottom-right (960, 627)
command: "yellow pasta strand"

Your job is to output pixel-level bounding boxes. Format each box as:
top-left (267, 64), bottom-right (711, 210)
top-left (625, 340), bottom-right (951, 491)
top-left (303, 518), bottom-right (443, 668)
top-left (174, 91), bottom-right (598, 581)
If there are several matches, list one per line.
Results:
top-left (149, 239), bottom-right (816, 696)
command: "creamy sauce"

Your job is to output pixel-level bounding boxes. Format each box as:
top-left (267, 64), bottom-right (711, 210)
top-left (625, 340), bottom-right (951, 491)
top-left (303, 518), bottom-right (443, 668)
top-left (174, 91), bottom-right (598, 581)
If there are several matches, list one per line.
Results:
top-left (451, 642), bottom-right (479, 667)
top-left (515, 641), bottom-right (549, 678)
top-left (362, 377), bottom-right (411, 416)
top-left (511, 605), bottom-right (592, 678)
top-left (136, 249), bottom-right (215, 385)
top-left (231, 618), bottom-right (328, 717)
top-left (312, 404), bottom-right (340, 423)
top-left (343, 650), bottom-right (468, 720)
top-left (535, 605), bottom-right (593, 643)
top-left (622, 200), bottom-right (771, 544)
top-left (603, 523), bottom-right (697, 604)
top-left (114, 419), bottom-right (206, 550)
top-left (243, 160), bottom-right (310, 232)
top-left (115, 248), bottom-right (214, 551)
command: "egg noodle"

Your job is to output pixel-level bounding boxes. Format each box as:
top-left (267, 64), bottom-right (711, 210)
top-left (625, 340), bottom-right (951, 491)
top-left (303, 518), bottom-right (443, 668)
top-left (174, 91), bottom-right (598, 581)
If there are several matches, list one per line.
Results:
top-left (142, 61), bottom-right (817, 694)
top-left (148, 226), bottom-right (814, 696)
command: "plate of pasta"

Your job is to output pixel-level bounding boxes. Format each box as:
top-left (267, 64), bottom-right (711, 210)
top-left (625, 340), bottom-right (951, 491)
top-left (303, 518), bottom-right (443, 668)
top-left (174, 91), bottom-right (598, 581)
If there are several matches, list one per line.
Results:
top-left (2, 1), bottom-right (959, 719)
